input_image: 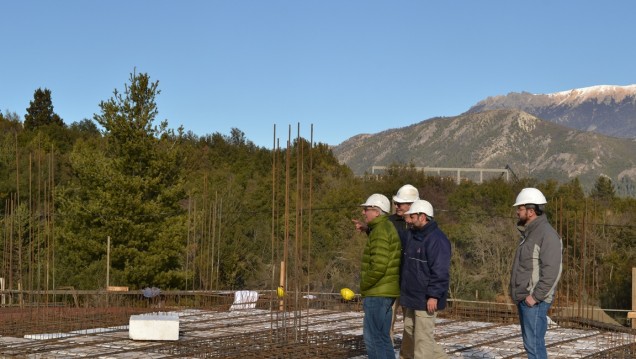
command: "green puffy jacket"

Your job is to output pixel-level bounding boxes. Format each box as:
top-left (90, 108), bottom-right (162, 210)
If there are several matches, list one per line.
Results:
top-left (360, 214), bottom-right (401, 297)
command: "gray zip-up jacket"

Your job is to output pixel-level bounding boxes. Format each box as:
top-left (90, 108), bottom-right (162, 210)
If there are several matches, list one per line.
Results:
top-left (509, 215), bottom-right (563, 303)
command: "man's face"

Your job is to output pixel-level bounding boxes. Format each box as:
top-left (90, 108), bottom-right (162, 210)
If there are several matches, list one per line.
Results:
top-left (405, 213), bottom-right (426, 229)
top-left (516, 205), bottom-right (532, 225)
top-left (394, 202), bottom-right (412, 217)
top-left (404, 213), bottom-right (416, 227)
top-left (362, 207), bottom-right (380, 223)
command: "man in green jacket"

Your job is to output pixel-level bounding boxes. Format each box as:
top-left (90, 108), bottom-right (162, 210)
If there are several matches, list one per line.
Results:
top-left (359, 193), bottom-right (402, 359)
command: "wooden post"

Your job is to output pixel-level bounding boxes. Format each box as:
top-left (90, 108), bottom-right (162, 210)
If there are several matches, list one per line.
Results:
top-left (631, 268), bottom-right (636, 329)
top-left (107, 236), bottom-right (111, 289)
top-left (1, 277), bottom-right (5, 306)
top-left (279, 261), bottom-right (286, 311)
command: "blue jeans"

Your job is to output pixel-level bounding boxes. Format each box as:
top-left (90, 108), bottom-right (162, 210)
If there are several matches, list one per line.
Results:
top-left (517, 300), bottom-right (551, 359)
top-left (363, 296), bottom-right (395, 359)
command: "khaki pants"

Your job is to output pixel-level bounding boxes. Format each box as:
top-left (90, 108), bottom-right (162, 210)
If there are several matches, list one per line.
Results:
top-left (390, 297), bottom-right (400, 343)
top-left (400, 307), bottom-right (447, 359)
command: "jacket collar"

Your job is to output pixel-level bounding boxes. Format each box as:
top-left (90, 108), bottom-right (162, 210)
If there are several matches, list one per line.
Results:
top-left (517, 215), bottom-right (547, 236)
top-left (368, 214), bottom-right (388, 230)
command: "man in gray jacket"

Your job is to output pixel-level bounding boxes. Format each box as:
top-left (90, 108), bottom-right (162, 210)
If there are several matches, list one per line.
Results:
top-left (509, 188), bottom-right (562, 359)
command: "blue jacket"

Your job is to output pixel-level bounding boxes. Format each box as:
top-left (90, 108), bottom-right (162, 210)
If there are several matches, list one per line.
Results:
top-left (399, 220), bottom-right (451, 311)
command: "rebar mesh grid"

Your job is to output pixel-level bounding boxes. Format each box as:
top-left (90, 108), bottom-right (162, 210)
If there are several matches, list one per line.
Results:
top-left (1, 291), bottom-right (635, 358)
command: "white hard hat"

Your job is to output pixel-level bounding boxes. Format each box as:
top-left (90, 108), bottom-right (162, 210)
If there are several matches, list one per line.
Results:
top-left (513, 188), bottom-right (547, 206)
top-left (393, 184), bottom-right (419, 203)
top-left (404, 199), bottom-right (434, 217)
top-left (360, 194), bottom-right (390, 214)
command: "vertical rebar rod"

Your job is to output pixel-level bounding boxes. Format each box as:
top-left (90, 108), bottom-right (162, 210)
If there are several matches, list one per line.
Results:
top-left (305, 125), bottom-right (314, 335)
top-left (216, 197), bottom-right (222, 290)
top-left (186, 197), bottom-right (191, 291)
top-left (271, 124), bottom-right (276, 300)
top-left (28, 153), bottom-right (33, 296)
top-left (207, 199), bottom-right (213, 290)
top-left (49, 151), bottom-right (55, 291)
top-left (294, 123), bottom-right (302, 338)
top-left (281, 126), bottom-right (291, 327)
top-left (211, 193), bottom-right (217, 290)
top-left (13, 131), bottom-right (19, 296)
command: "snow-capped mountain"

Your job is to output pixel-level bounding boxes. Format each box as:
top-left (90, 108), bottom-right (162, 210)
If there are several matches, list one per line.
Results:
top-left (465, 85), bottom-right (636, 138)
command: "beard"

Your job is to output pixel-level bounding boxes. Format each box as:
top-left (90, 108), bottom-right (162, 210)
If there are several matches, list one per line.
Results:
top-left (516, 217), bottom-right (527, 226)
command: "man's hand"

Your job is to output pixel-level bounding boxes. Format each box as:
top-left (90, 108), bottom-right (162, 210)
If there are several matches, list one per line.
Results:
top-left (426, 298), bottom-right (438, 314)
top-left (524, 295), bottom-right (537, 307)
top-left (352, 219), bottom-right (368, 233)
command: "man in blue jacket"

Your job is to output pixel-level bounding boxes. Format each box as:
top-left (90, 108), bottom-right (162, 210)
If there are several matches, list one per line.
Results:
top-left (399, 200), bottom-right (450, 359)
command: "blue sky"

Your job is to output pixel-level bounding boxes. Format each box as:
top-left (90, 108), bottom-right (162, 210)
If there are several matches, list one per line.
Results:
top-left (2, 1), bottom-right (635, 148)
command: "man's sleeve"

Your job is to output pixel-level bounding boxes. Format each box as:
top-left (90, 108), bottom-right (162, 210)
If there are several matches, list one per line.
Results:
top-left (360, 231), bottom-right (391, 291)
top-left (427, 235), bottom-right (451, 299)
top-left (534, 233), bottom-right (563, 301)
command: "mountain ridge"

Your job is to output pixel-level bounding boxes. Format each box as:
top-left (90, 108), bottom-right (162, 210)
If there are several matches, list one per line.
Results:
top-left (333, 109), bottom-right (636, 194)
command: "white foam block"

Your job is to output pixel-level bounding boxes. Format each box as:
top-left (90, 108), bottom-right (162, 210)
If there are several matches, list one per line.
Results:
top-left (129, 313), bottom-right (179, 341)
top-left (229, 290), bottom-right (259, 311)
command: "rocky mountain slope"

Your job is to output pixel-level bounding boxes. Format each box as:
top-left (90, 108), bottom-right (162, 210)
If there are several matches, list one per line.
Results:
top-left (465, 85), bottom-right (636, 138)
top-left (332, 109), bottom-right (636, 193)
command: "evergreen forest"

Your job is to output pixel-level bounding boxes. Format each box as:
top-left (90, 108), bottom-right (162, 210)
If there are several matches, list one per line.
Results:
top-left (1, 72), bottom-right (635, 316)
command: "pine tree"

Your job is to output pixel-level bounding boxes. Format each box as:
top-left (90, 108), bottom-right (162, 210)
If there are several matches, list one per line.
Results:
top-left (24, 88), bottom-right (64, 130)
top-left (591, 175), bottom-right (616, 201)
top-left (57, 71), bottom-right (186, 289)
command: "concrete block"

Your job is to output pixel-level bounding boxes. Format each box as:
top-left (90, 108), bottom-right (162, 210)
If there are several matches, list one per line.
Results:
top-left (129, 312), bottom-right (179, 341)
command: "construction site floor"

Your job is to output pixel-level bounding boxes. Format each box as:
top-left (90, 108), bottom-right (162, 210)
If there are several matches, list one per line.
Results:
top-left (1, 307), bottom-right (634, 358)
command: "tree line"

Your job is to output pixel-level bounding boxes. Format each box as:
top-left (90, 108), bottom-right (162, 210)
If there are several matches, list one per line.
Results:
top-left (1, 71), bottom-right (634, 315)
